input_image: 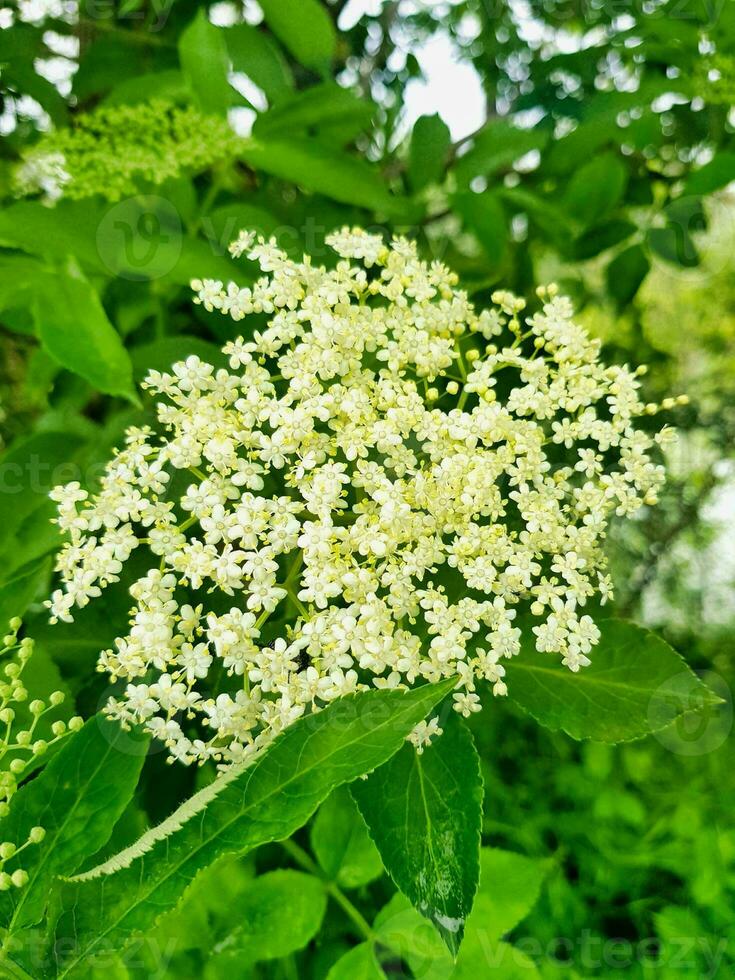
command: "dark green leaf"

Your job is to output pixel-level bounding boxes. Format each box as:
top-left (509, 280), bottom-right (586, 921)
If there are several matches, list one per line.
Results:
top-left (507, 619), bottom-right (723, 743)
top-left (241, 138), bottom-right (412, 218)
top-left (606, 244), bottom-right (650, 306)
top-left (647, 226), bottom-right (700, 268)
top-left (452, 191), bottom-right (507, 267)
top-left (455, 121), bottom-right (548, 184)
top-left (253, 83), bottom-right (374, 145)
top-left (47, 681), bottom-right (453, 978)
top-left (352, 712), bottom-right (483, 955)
top-left (563, 153), bottom-right (627, 229)
top-left (408, 114), bottom-right (451, 192)
top-left (572, 219), bottom-right (636, 260)
top-left (259, 0), bottom-right (336, 75)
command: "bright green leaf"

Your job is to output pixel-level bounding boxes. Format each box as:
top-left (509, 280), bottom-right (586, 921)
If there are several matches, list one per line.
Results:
top-left (46, 680), bottom-right (453, 978)
top-left (311, 786), bottom-right (383, 889)
top-left (259, 0), bottom-right (336, 75)
top-left (207, 870), bottom-right (326, 964)
top-left (326, 942), bottom-right (384, 980)
top-left (32, 260), bottom-right (137, 403)
top-left (507, 619), bottom-right (723, 743)
top-left (0, 716), bottom-right (149, 940)
top-left (179, 10), bottom-right (233, 116)
top-left (225, 23), bottom-right (294, 104)
top-left (352, 712), bottom-right (483, 955)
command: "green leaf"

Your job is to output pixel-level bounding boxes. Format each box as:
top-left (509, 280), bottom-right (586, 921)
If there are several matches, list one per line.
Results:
top-left (241, 138), bottom-right (411, 218)
top-left (206, 870), bottom-right (326, 965)
top-left (572, 219), bottom-right (636, 260)
top-left (352, 711), bottom-right (483, 955)
top-left (452, 191), bottom-right (507, 267)
top-left (409, 114), bottom-right (451, 192)
top-left (178, 10), bottom-right (233, 116)
top-left (499, 187), bottom-right (572, 246)
top-left (455, 121), bottom-right (548, 184)
top-left (310, 786), bottom-right (383, 889)
top-left (48, 680), bottom-right (453, 978)
top-left (646, 226), bottom-right (699, 268)
top-left (506, 619), bottom-right (723, 743)
top-left (253, 83), bottom-right (374, 145)
top-left (454, 940), bottom-right (541, 979)
top-left (606, 244), bottom-right (650, 306)
top-left (563, 153), bottom-right (627, 229)
top-left (0, 201), bottom-right (110, 274)
top-left (32, 260), bottom-right (137, 403)
top-left (326, 942), bottom-right (384, 980)
top-left (683, 152), bottom-right (735, 196)
top-left (0, 716), bottom-right (149, 939)
top-left (259, 0), bottom-right (336, 75)
top-left (471, 848), bottom-right (546, 944)
top-left (373, 893), bottom-right (448, 973)
top-left (225, 23), bottom-right (294, 104)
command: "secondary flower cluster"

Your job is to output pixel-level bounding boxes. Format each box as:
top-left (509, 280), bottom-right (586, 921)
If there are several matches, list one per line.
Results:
top-left (15, 100), bottom-right (240, 202)
top-left (48, 229), bottom-right (676, 766)
top-left (0, 620), bottom-right (82, 890)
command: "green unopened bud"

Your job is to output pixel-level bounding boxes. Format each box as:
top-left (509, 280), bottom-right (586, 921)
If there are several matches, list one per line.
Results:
top-left (11, 869), bottom-right (28, 888)
top-left (0, 843), bottom-right (16, 860)
top-left (0, 872), bottom-right (12, 891)
top-left (51, 721), bottom-right (67, 738)
top-left (28, 826), bottom-right (45, 844)
top-left (0, 803), bottom-right (9, 819)
top-left (0, 708), bottom-right (15, 725)
top-left (9, 618), bottom-right (21, 632)
top-left (32, 740), bottom-right (48, 756)
top-left (68, 717), bottom-right (84, 733)
top-left (49, 690), bottom-right (65, 707)
top-left (9, 759), bottom-right (25, 775)
top-left (15, 731), bottom-right (31, 747)
top-left (29, 700), bottom-right (45, 716)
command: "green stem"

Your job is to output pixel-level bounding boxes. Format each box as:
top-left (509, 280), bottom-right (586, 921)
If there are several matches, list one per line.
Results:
top-left (0, 957), bottom-right (36, 980)
top-left (280, 839), bottom-right (376, 943)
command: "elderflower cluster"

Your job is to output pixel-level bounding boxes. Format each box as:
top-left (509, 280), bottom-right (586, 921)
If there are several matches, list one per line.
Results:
top-left (0, 619), bottom-right (82, 890)
top-left (15, 100), bottom-right (240, 202)
top-left (47, 229), bottom-right (678, 767)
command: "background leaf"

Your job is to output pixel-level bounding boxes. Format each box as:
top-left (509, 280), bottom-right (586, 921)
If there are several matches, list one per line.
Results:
top-left (258, 0), bottom-right (336, 75)
top-left (506, 619), bottom-right (722, 743)
top-left (178, 11), bottom-right (232, 116)
top-left (310, 786), bottom-right (383, 889)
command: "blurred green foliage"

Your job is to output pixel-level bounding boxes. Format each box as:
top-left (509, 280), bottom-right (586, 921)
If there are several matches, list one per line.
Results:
top-left (0, 0), bottom-right (734, 976)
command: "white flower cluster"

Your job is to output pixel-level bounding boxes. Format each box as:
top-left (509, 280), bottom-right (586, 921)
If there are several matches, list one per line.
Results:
top-left (47, 229), bottom-right (678, 766)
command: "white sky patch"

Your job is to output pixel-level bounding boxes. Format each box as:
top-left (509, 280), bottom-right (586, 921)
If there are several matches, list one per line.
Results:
top-left (402, 30), bottom-right (485, 141)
